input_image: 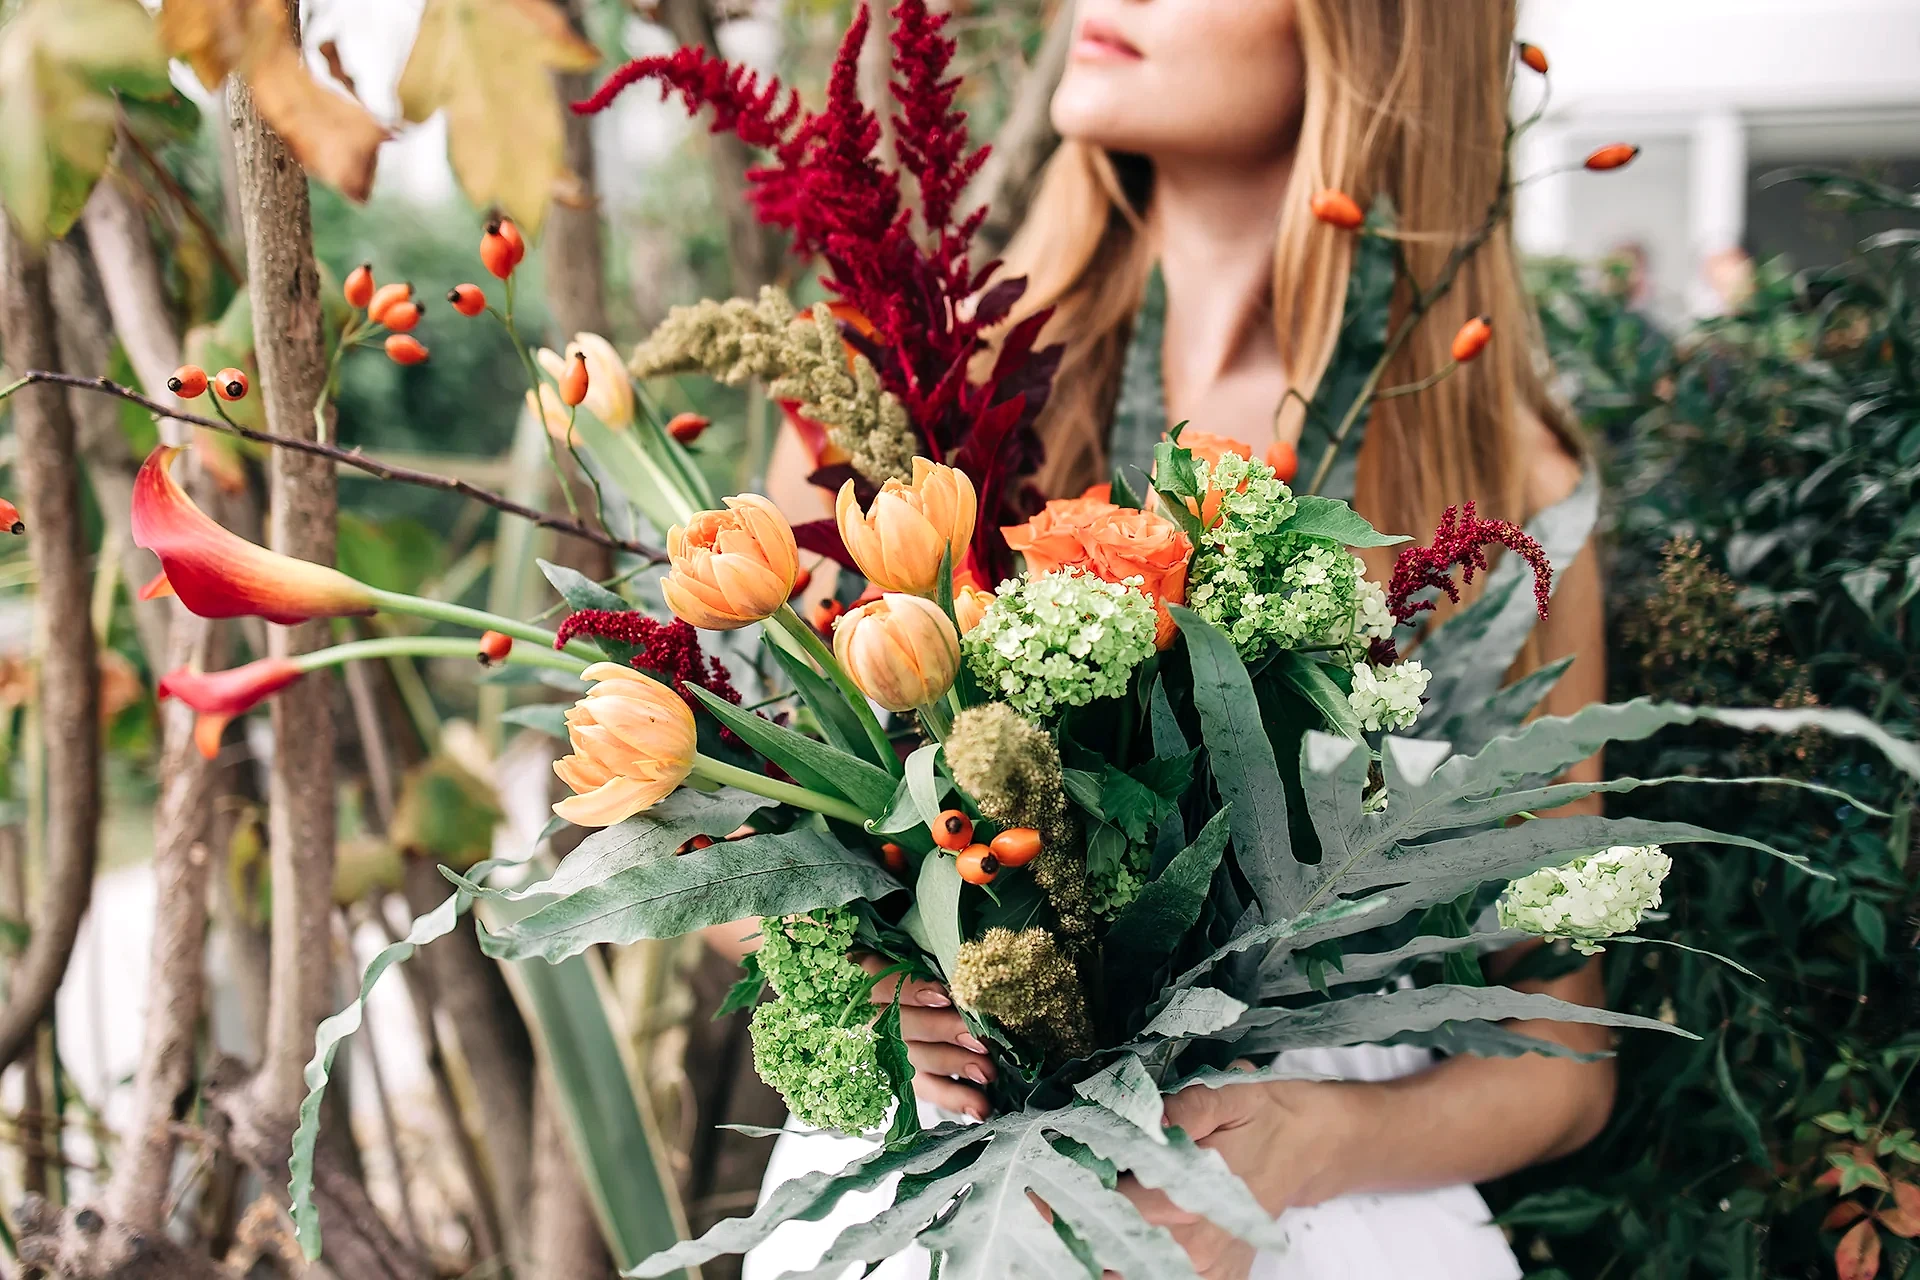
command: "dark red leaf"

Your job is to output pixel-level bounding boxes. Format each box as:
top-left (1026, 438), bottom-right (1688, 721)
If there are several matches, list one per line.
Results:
top-left (792, 518), bottom-right (860, 572)
top-left (1836, 1219), bottom-right (1881, 1280)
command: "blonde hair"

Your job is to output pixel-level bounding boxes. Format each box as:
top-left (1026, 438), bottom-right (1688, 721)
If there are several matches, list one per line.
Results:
top-left (1001, 0), bottom-right (1577, 551)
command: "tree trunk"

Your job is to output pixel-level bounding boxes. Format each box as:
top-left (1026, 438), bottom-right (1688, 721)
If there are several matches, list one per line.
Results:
top-left (964, 0), bottom-right (1072, 257)
top-left (0, 217), bottom-right (102, 1077)
top-left (227, 2), bottom-right (340, 1131)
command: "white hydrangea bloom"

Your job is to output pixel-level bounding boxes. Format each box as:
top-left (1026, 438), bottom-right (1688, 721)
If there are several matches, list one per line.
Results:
top-left (1498, 845), bottom-right (1673, 954)
top-left (1347, 659), bottom-right (1431, 732)
top-left (1351, 567), bottom-right (1396, 645)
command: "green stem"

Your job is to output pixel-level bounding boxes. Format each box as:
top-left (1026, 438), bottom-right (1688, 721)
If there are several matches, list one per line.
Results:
top-left (1374, 360), bottom-right (1461, 401)
top-left (293, 634), bottom-right (590, 677)
top-left (918, 698), bottom-right (952, 743)
top-left (769, 604), bottom-right (899, 774)
top-left (562, 405), bottom-right (613, 534)
top-left (690, 754), bottom-right (868, 826)
top-left (363, 586), bottom-right (602, 662)
top-left (492, 305), bottom-right (587, 527)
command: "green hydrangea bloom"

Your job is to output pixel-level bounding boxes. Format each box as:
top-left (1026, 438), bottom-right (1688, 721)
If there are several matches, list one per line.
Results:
top-left (1187, 454), bottom-right (1358, 659)
top-left (749, 1001), bottom-right (893, 1132)
top-left (1086, 839), bottom-right (1151, 916)
top-left (747, 908), bottom-right (892, 1132)
top-left (963, 568), bottom-right (1158, 720)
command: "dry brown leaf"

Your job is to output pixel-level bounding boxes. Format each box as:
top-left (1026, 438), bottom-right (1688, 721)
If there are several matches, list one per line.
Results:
top-left (157, 0), bottom-right (384, 200)
top-left (1836, 1219), bottom-right (1882, 1280)
top-left (317, 40), bottom-right (359, 99)
top-left (1881, 1181), bottom-right (1920, 1238)
top-left (397, 0), bottom-right (600, 235)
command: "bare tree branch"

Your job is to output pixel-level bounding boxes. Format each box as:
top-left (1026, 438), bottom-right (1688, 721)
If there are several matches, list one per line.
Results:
top-left (0, 219), bottom-right (102, 1078)
top-left (1, 370), bottom-right (667, 563)
top-left (228, 2), bottom-right (340, 1129)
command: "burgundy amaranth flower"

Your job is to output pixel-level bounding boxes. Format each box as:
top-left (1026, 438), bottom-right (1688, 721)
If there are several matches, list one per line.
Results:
top-left (1386, 503), bottom-right (1553, 627)
top-left (555, 611), bottom-right (746, 747)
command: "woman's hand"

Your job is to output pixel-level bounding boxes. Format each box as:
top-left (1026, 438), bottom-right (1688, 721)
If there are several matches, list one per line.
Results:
top-left (1109, 1073), bottom-right (1363, 1280)
top-left (859, 957), bottom-right (995, 1120)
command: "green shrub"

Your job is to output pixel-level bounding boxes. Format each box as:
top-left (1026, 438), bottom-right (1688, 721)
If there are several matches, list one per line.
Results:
top-left (1488, 175), bottom-right (1920, 1279)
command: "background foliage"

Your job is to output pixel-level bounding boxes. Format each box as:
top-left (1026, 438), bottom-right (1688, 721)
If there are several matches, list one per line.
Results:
top-left (1489, 174), bottom-right (1920, 1279)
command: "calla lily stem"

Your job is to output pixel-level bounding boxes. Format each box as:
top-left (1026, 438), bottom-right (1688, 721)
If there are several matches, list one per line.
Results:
top-left (292, 636), bottom-right (592, 678)
top-left (768, 604), bottom-right (899, 775)
top-left (690, 754), bottom-right (868, 827)
top-left (363, 587), bottom-right (603, 662)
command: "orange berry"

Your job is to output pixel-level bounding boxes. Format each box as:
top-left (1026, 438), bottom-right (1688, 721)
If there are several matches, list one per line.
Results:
top-left (1265, 438), bottom-right (1299, 483)
top-left (791, 564), bottom-right (813, 595)
top-left (343, 263), bottom-right (375, 309)
top-left (880, 842), bottom-right (908, 874)
top-left (689, 833), bottom-right (716, 850)
top-left (932, 809), bottom-right (974, 852)
top-left (988, 827), bottom-right (1042, 868)
top-left (1584, 143), bottom-right (1641, 172)
top-left (367, 282), bottom-right (412, 325)
top-left (213, 368), bottom-right (249, 401)
top-left (385, 334), bottom-right (430, 366)
top-left (0, 498), bottom-right (22, 535)
top-left (477, 630), bottom-right (513, 665)
top-left (382, 299), bottom-right (423, 333)
top-left (667, 411), bottom-right (710, 444)
top-left (167, 364), bottom-right (208, 398)
top-left (1450, 315), bottom-right (1493, 364)
top-left (480, 221), bottom-right (517, 279)
top-left (497, 217), bottom-right (526, 265)
top-left (559, 350), bottom-right (590, 407)
top-left (956, 845), bottom-right (999, 885)
top-left (809, 598), bottom-right (844, 635)
top-left (447, 283), bottom-right (486, 316)
top-left (1310, 189), bottom-right (1366, 230)
top-left (1517, 42), bottom-right (1549, 75)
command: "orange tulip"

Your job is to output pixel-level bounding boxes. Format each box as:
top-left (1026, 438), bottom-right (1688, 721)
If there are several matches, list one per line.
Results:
top-left (662, 494), bottom-right (800, 630)
top-left (835, 458), bottom-right (978, 596)
top-left (552, 664), bottom-right (699, 827)
top-left (131, 446), bottom-right (376, 625)
top-left (832, 593), bottom-right (961, 713)
top-left (159, 658), bottom-right (306, 759)
top-left (953, 582), bottom-right (995, 635)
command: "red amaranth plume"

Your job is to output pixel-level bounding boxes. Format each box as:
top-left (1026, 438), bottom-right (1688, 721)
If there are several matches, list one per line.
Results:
top-left (573, 0), bottom-right (1059, 582)
top-left (555, 611), bottom-right (744, 744)
top-left (1386, 503), bottom-right (1553, 626)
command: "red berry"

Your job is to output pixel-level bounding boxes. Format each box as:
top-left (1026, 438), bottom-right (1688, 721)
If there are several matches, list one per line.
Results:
top-left (932, 809), bottom-right (974, 852)
top-left (791, 565), bottom-right (813, 595)
top-left (956, 845), bottom-right (999, 885)
top-left (1584, 143), bottom-right (1641, 172)
top-left (1310, 189), bottom-right (1366, 230)
top-left (1517, 42), bottom-right (1549, 75)
top-left (1265, 438), bottom-right (1299, 483)
top-left (385, 334), bottom-right (429, 366)
top-left (447, 283), bottom-right (486, 316)
top-left (477, 630), bottom-right (513, 665)
top-left (480, 222), bottom-right (516, 279)
top-left (559, 351), bottom-right (590, 407)
top-left (988, 827), bottom-right (1042, 869)
top-left (213, 368), bottom-right (249, 401)
top-left (497, 217), bottom-right (525, 266)
top-left (382, 299), bottom-right (423, 333)
top-left (809, 598), bottom-right (844, 636)
top-left (167, 364), bottom-right (208, 398)
top-left (880, 842), bottom-right (908, 874)
top-left (1451, 315), bottom-right (1493, 364)
top-left (367, 282), bottom-right (412, 326)
top-left (343, 263), bottom-right (375, 309)
top-left (666, 412), bottom-right (710, 444)
top-left (0, 498), bottom-right (22, 536)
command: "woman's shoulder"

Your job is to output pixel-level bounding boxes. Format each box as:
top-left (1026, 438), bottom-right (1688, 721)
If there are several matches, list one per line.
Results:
top-left (1519, 405), bottom-right (1584, 513)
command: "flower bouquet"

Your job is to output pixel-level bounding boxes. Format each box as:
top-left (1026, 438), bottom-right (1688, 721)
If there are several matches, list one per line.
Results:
top-left (122, 3), bottom-right (1920, 1275)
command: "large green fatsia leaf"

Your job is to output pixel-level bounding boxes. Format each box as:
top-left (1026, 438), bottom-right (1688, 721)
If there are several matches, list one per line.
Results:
top-left (1228, 985), bottom-right (1693, 1057)
top-left (498, 787), bottom-right (770, 903)
top-left (1261, 927), bottom-right (1521, 998)
top-left (460, 826), bottom-right (904, 962)
top-left (1300, 194), bottom-right (1398, 501)
top-left (1102, 805), bottom-right (1233, 989)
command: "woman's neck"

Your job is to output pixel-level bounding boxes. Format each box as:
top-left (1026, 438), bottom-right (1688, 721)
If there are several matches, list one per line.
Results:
top-left (1149, 153), bottom-right (1295, 433)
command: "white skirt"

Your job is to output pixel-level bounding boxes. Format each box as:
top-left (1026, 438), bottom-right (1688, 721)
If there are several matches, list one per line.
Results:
top-left (741, 1043), bottom-right (1521, 1279)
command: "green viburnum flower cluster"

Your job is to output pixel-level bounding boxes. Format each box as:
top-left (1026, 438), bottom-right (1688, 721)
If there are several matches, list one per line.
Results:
top-left (963, 569), bottom-right (1158, 721)
top-left (1186, 454), bottom-right (1360, 659)
top-left (748, 908), bottom-right (892, 1133)
top-left (629, 286), bottom-right (916, 484)
top-left (1086, 838), bottom-right (1150, 916)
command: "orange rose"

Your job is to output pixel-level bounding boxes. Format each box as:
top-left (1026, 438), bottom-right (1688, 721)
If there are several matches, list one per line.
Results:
top-left (1163, 430), bottom-right (1254, 529)
top-left (1081, 507), bottom-right (1192, 649)
top-left (1001, 494), bottom-right (1119, 575)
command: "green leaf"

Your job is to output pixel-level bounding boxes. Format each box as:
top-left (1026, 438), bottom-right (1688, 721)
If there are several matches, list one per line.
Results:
top-left (1231, 985), bottom-right (1695, 1058)
top-left (1098, 765), bottom-right (1166, 843)
top-left (468, 827), bottom-right (903, 962)
top-left (1495, 1187), bottom-right (1616, 1233)
top-left (1272, 651), bottom-right (1364, 741)
top-left (914, 851), bottom-right (965, 981)
top-left (538, 558), bottom-right (632, 614)
top-left (1714, 1030), bottom-right (1771, 1167)
top-left (1298, 193), bottom-right (1397, 500)
top-left (1104, 807), bottom-right (1233, 985)
top-left (574, 412), bottom-right (690, 538)
top-left (715, 950), bottom-right (764, 1019)
top-left (1274, 496), bottom-right (1409, 548)
top-left (1262, 928), bottom-right (1517, 998)
top-left (1138, 988), bottom-right (1249, 1041)
top-left (509, 788), bottom-right (770, 902)
top-left (1073, 1055), bottom-right (1167, 1141)
top-left (1129, 749), bottom-right (1199, 803)
top-left (687, 684), bottom-right (899, 815)
top-left (1815, 1112), bottom-right (1859, 1134)
top-left (876, 994), bottom-right (923, 1148)
top-left (500, 701), bottom-right (570, 739)
top-left (1109, 262), bottom-right (1168, 488)
top-left (765, 637), bottom-right (877, 765)
top-left (1379, 1022), bottom-right (1611, 1063)
top-left (1171, 606), bottom-right (1306, 916)
top-left (905, 743), bottom-right (946, 831)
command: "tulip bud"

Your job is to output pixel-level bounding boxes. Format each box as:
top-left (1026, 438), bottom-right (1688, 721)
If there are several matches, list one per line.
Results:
top-left (835, 459), bottom-right (978, 596)
top-left (1310, 189), bottom-right (1366, 230)
top-left (1584, 143), bottom-right (1641, 172)
top-left (953, 581), bottom-right (994, 635)
top-left (1451, 315), bottom-right (1493, 364)
top-left (552, 664), bottom-right (698, 827)
top-left (662, 494), bottom-right (800, 630)
top-left (832, 593), bottom-right (961, 713)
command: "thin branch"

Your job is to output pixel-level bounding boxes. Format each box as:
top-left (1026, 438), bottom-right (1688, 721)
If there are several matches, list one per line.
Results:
top-left (117, 115), bottom-right (244, 288)
top-left (1, 370), bottom-right (668, 562)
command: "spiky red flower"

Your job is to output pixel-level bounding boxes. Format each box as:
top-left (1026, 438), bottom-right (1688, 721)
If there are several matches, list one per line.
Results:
top-left (555, 610), bottom-right (744, 744)
top-left (1386, 503), bottom-right (1553, 626)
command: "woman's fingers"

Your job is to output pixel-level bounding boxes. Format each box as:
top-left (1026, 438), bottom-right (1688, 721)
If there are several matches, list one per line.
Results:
top-left (898, 1005), bottom-right (979, 1048)
top-left (856, 955), bottom-right (952, 1009)
top-left (911, 1071), bottom-right (989, 1120)
top-left (906, 1039), bottom-right (995, 1085)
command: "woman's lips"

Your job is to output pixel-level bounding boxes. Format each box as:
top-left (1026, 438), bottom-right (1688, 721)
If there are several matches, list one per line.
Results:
top-left (1072, 19), bottom-right (1143, 62)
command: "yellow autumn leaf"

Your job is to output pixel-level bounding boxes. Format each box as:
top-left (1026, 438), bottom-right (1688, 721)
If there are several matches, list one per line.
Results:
top-left (158, 0), bottom-right (385, 201)
top-left (0, 0), bottom-right (170, 245)
top-left (397, 0), bottom-right (600, 236)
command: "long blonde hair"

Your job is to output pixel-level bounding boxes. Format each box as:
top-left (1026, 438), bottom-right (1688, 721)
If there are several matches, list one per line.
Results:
top-left (1002, 0), bottom-right (1577, 547)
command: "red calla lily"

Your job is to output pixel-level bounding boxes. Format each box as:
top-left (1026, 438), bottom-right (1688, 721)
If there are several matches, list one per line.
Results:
top-left (131, 446), bottom-right (376, 624)
top-left (158, 658), bottom-right (306, 759)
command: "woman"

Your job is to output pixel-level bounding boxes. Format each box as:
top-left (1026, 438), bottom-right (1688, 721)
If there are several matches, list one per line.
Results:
top-left (741, 1), bottom-right (1612, 1275)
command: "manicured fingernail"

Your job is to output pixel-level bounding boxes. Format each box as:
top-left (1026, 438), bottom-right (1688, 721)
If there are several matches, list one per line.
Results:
top-left (965, 1063), bottom-right (991, 1084)
top-left (958, 1033), bottom-right (987, 1053)
top-left (918, 991), bottom-right (951, 1007)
